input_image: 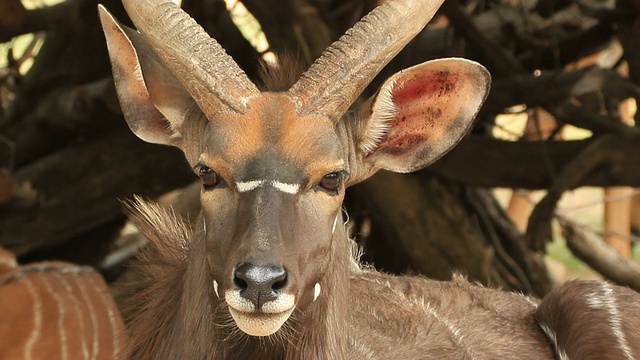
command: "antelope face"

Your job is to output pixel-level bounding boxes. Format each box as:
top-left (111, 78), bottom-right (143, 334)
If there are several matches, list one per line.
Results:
top-left (100, 0), bottom-right (490, 338)
top-left (197, 94), bottom-right (346, 336)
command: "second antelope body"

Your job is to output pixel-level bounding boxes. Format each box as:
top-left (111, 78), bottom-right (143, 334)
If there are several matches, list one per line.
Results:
top-left (99, 0), bottom-right (640, 358)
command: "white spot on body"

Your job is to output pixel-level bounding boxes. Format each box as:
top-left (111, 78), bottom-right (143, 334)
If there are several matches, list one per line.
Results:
top-left (213, 280), bottom-right (219, 298)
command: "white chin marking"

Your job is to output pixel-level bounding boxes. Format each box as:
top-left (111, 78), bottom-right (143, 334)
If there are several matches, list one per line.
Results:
top-left (228, 307), bottom-right (294, 337)
top-left (313, 283), bottom-right (321, 302)
top-left (213, 280), bottom-right (219, 298)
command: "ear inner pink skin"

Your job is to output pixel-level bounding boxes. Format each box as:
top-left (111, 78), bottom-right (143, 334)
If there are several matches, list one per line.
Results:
top-left (394, 71), bottom-right (459, 101)
top-left (377, 71), bottom-right (460, 156)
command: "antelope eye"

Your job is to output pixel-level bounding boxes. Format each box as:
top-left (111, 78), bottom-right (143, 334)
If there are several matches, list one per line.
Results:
top-left (319, 172), bottom-right (342, 193)
top-left (198, 165), bottom-right (221, 190)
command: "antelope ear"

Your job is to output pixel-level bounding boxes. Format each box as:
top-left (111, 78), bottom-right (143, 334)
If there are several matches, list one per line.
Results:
top-left (350, 58), bottom-right (490, 181)
top-left (98, 5), bottom-right (195, 146)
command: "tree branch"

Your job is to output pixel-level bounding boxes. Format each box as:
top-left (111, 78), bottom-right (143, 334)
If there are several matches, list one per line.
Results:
top-left (558, 215), bottom-right (640, 292)
top-left (428, 135), bottom-right (640, 189)
top-left (524, 135), bottom-right (619, 251)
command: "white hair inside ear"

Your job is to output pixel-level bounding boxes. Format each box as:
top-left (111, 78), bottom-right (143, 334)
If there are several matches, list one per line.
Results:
top-left (358, 80), bottom-right (397, 154)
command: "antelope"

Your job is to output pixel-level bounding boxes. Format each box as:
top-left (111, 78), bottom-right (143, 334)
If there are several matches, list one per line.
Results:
top-left (0, 247), bottom-right (124, 359)
top-left (98, 0), bottom-right (640, 358)
top-left (122, 198), bottom-right (640, 359)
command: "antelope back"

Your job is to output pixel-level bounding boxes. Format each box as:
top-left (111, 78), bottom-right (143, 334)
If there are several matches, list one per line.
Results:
top-left (0, 246), bottom-right (17, 275)
top-left (99, 0), bottom-right (490, 338)
top-left (0, 250), bottom-right (124, 360)
top-left (536, 280), bottom-right (640, 360)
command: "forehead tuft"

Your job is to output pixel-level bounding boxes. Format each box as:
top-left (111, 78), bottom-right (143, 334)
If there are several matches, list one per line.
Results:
top-left (202, 93), bottom-right (343, 176)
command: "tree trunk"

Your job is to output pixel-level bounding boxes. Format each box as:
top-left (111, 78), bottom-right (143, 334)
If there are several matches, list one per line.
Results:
top-left (347, 171), bottom-right (552, 296)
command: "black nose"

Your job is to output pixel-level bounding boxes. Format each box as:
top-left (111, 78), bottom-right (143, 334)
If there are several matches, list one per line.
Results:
top-left (233, 263), bottom-right (287, 309)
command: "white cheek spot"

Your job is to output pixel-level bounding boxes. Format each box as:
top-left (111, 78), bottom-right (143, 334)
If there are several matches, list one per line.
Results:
top-left (313, 283), bottom-right (321, 302)
top-left (236, 180), bottom-right (266, 192)
top-left (271, 181), bottom-right (300, 194)
top-left (213, 280), bottom-right (219, 298)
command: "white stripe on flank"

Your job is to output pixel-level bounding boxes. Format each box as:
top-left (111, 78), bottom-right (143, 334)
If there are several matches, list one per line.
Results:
top-left (236, 180), bottom-right (266, 192)
top-left (75, 273), bottom-right (99, 360)
top-left (587, 283), bottom-right (635, 360)
top-left (423, 302), bottom-right (476, 359)
top-left (41, 274), bottom-right (68, 360)
top-left (271, 181), bottom-right (299, 194)
top-left (23, 277), bottom-right (42, 360)
top-left (89, 275), bottom-right (120, 358)
top-left (539, 323), bottom-right (570, 360)
top-left (55, 273), bottom-right (89, 359)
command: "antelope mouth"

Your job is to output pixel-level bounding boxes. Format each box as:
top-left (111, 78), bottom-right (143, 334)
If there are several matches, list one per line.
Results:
top-left (228, 306), bottom-right (295, 337)
top-left (225, 290), bottom-right (296, 337)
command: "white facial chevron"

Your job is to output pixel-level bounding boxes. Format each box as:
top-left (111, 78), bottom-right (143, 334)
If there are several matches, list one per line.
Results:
top-left (236, 180), bottom-right (300, 194)
top-left (236, 180), bottom-right (265, 192)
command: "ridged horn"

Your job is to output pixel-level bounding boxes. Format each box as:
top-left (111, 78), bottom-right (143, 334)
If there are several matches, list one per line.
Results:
top-left (288, 0), bottom-right (445, 123)
top-left (121, 0), bottom-right (259, 114)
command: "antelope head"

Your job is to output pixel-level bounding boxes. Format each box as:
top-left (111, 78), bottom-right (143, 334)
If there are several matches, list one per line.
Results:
top-left (99, 0), bottom-right (490, 337)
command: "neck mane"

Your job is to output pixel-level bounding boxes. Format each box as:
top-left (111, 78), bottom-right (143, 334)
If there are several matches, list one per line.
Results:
top-left (122, 200), bottom-right (354, 359)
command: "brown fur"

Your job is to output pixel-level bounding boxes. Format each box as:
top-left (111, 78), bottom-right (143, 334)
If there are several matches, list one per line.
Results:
top-left (536, 280), bottom-right (640, 360)
top-left (257, 56), bottom-right (307, 92)
top-left (100, 1), bottom-right (640, 358)
top-left (123, 200), bottom-right (640, 359)
top-left (121, 199), bottom-right (350, 359)
top-left (121, 200), bottom-right (550, 359)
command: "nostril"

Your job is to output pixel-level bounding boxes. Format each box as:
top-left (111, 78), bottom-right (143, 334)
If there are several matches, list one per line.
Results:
top-left (233, 276), bottom-right (248, 291)
top-left (272, 273), bottom-right (287, 291)
top-left (233, 263), bottom-right (288, 303)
